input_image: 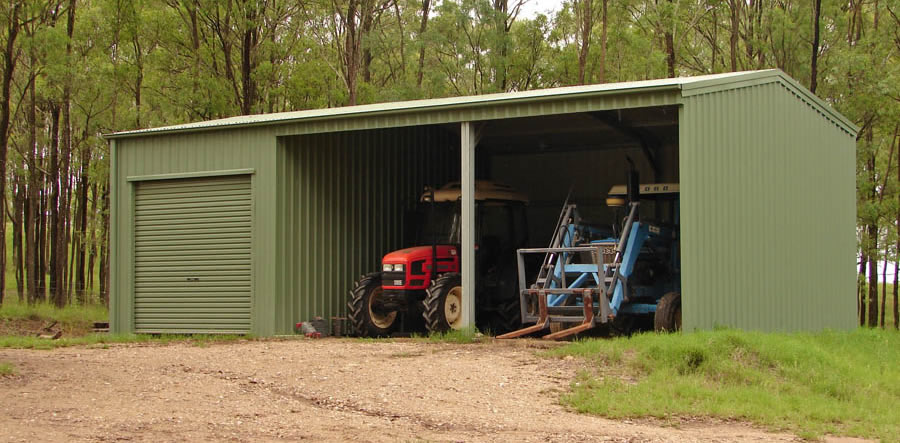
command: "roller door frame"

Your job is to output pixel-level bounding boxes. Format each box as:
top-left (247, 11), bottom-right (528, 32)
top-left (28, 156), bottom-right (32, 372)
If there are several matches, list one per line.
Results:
top-left (126, 168), bottom-right (256, 334)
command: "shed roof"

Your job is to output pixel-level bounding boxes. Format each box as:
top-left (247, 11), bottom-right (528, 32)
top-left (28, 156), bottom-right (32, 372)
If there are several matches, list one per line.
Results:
top-left (106, 69), bottom-right (857, 139)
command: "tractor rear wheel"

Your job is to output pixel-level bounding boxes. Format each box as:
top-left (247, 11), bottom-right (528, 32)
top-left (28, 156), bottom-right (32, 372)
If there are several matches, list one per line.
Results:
top-left (423, 273), bottom-right (464, 333)
top-left (347, 273), bottom-right (398, 337)
top-left (654, 292), bottom-right (682, 332)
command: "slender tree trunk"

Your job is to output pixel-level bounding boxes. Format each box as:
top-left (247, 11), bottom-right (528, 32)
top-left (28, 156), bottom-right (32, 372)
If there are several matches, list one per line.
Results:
top-left (576, 0), bottom-right (592, 85)
top-left (13, 168), bottom-right (25, 301)
top-left (99, 183), bottom-right (110, 306)
top-left (87, 182), bottom-right (97, 293)
top-left (728, 0), bottom-right (739, 71)
top-left (416, 0), bottom-right (431, 88)
top-left (881, 245), bottom-right (887, 328)
top-left (361, 0), bottom-right (375, 85)
top-left (25, 57), bottom-right (38, 303)
top-left (858, 254), bottom-right (867, 325)
top-left (38, 183), bottom-right (47, 300)
top-left (75, 147), bottom-right (90, 303)
top-left (598, 0), bottom-right (607, 83)
top-left (867, 233), bottom-right (878, 327)
top-left (0, 4), bottom-right (23, 306)
top-left (48, 104), bottom-right (61, 307)
top-left (810, 0), bottom-right (821, 93)
top-left (54, 0), bottom-right (76, 306)
top-left (240, 3), bottom-right (258, 115)
top-left (344, 0), bottom-right (361, 105)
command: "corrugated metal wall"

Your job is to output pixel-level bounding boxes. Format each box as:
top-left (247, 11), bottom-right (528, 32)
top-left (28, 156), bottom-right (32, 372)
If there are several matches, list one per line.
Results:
top-left (110, 129), bottom-right (278, 335)
top-left (679, 81), bottom-right (857, 331)
top-left (275, 126), bottom-right (459, 333)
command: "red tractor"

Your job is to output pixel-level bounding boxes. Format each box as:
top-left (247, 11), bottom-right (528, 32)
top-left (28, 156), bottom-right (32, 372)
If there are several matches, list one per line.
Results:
top-left (347, 181), bottom-right (529, 337)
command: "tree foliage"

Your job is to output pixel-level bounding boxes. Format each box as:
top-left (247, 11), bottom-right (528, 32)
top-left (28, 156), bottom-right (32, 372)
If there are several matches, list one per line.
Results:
top-left (0, 0), bottom-right (894, 327)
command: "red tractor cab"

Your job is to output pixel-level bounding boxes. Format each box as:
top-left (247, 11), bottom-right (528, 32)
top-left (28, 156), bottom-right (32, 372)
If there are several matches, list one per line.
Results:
top-left (348, 181), bottom-right (528, 337)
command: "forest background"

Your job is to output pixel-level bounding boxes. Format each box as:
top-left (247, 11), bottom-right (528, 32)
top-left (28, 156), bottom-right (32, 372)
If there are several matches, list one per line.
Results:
top-left (0, 0), bottom-right (896, 329)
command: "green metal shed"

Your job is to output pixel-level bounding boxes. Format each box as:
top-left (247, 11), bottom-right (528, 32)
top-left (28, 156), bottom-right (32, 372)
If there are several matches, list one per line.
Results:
top-left (105, 69), bottom-right (858, 335)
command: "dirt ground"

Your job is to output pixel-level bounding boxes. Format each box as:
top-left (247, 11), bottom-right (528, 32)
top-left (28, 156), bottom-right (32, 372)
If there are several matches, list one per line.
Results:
top-left (1, 338), bottom-right (805, 442)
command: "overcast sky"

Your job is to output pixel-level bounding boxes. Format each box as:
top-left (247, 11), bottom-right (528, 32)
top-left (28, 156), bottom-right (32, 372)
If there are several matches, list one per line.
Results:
top-left (518, 0), bottom-right (561, 19)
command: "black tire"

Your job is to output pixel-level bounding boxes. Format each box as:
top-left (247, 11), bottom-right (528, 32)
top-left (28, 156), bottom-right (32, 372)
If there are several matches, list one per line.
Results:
top-left (494, 299), bottom-right (522, 334)
top-left (347, 272), bottom-right (398, 337)
top-left (423, 273), bottom-right (464, 333)
top-left (654, 292), bottom-right (682, 332)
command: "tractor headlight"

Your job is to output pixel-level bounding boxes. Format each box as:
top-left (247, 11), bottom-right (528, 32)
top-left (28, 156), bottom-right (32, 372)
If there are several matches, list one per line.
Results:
top-left (394, 264), bottom-right (404, 272)
top-left (383, 263), bottom-right (393, 272)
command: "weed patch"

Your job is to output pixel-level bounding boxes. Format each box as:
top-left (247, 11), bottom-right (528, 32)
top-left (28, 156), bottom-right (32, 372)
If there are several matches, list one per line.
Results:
top-left (552, 328), bottom-right (900, 441)
top-left (1, 298), bottom-right (107, 337)
top-left (0, 362), bottom-right (14, 376)
top-left (425, 326), bottom-right (486, 344)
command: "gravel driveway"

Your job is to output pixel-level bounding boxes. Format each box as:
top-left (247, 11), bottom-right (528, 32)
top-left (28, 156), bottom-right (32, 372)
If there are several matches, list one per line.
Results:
top-left (0, 338), bottom-right (799, 442)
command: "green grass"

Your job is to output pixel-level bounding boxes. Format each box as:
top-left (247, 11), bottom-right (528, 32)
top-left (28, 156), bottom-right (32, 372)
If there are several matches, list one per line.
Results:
top-left (552, 328), bottom-right (900, 441)
top-left (0, 361), bottom-right (14, 376)
top-left (1, 297), bottom-right (107, 326)
top-left (0, 333), bottom-right (250, 350)
top-left (424, 326), bottom-right (486, 343)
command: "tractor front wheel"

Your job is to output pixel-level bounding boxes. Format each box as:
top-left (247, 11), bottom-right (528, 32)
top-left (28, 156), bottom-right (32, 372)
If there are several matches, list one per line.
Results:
top-left (423, 273), bottom-right (464, 333)
top-left (347, 273), bottom-right (398, 337)
top-left (654, 292), bottom-right (682, 332)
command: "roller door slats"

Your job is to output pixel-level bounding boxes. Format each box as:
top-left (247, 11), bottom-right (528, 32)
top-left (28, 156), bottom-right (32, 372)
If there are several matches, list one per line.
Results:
top-left (136, 313), bottom-right (250, 320)
top-left (134, 284), bottom-right (251, 291)
top-left (136, 189), bottom-right (251, 204)
top-left (135, 265), bottom-right (250, 273)
top-left (135, 285), bottom-right (251, 292)
top-left (134, 206), bottom-right (251, 219)
top-left (134, 319), bottom-right (252, 325)
top-left (135, 270), bottom-right (250, 279)
top-left (135, 241), bottom-right (251, 250)
top-left (134, 176), bottom-right (251, 334)
top-left (136, 195), bottom-right (251, 208)
top-left (137, 179), bottom-right (250, 192)
top-left (134, 327), bottom-right (250, 333)
top-left (134, 295), bottom-right (251, 302)
top-left (135, 218), bottom-right (252, 228)
top-left (137, 182), bottom-right (250, 194)
top-left (134, 303), bottom-right (251, 309)
top-left (136, 230), bottom-right (252, 241)
top-left (135, 256), bottom-right (250, 265)
top-left (135, 249), bottom-right (249, 258)
top-left (135, 198), bottom-right (251, 211)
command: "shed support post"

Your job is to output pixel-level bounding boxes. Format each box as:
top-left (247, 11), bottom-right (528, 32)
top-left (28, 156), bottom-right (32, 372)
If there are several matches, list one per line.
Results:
top-left (460, 121), bottom-right (476, 328)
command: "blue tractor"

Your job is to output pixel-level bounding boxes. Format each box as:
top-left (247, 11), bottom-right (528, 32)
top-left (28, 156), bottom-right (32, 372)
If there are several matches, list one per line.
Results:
top-left (498, 175), bottom-right (681, 340)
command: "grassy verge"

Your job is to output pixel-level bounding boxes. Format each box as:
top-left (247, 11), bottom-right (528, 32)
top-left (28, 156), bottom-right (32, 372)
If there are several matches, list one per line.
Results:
top-left (551, 328), bottom-right (900, 441)
top-left (423, 326), bottom-right (486, 344)
top-left (0, 333), bottom-right (250, 350)
top-left (1, 298), bottom-right (107, 327)
top-left (0, 361), bottom-right (14, 376)
top-left (1, 300), bottom-right (107, 339)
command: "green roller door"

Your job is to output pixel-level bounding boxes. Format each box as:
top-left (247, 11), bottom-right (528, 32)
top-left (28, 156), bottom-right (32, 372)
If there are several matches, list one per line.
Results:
top-left (134, 175), bottom-right (252, 333)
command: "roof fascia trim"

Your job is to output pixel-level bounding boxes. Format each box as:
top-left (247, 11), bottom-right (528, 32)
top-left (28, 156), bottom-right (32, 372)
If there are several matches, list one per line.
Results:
top-left (103, 84), bottom-right (682, 140)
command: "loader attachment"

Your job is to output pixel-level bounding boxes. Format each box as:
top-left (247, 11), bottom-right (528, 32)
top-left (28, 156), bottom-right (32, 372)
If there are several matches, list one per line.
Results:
top-left (498, 200), bottom-right (639, 341)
